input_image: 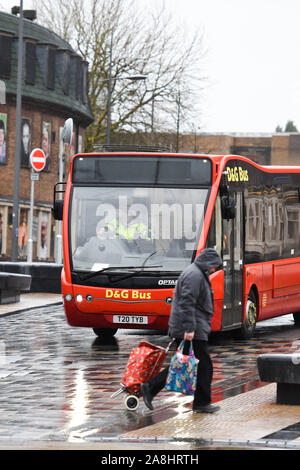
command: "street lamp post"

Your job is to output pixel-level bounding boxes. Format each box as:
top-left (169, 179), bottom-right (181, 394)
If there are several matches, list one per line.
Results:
top-left (11, 0), bottom-right (24, 261)
top-left (11, 3), bottom-right (37, 262)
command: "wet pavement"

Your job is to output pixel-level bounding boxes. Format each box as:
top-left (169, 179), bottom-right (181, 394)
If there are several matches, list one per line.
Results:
top-left (0, 294), bottom-right (300, 450)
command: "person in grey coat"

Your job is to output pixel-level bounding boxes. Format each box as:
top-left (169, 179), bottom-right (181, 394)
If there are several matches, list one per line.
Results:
top-left (141, 248), bottom-right (222, 413)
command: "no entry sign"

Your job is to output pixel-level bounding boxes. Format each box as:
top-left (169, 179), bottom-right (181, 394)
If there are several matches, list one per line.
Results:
top-left (30, 148), bottom-right (46, 172)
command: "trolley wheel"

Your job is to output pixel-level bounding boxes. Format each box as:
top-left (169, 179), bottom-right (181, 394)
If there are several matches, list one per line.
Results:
top-left (124, 395), bottom-right (139, 411)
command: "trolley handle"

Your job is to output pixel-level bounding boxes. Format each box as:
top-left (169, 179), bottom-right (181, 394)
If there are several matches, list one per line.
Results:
top-left (147, 339), bottom-right (176, 383)
top-left (165, 338), bottom-right (176, 354)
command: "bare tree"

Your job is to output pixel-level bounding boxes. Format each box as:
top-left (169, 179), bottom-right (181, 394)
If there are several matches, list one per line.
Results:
top-left (34, 0), bottom-right (207, 150)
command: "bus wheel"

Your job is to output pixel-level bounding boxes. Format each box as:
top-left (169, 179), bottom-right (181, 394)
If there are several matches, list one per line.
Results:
top-left (238, 290), bottom-right (257, 340)
top-left (93, 328), bottom-right (118, 338)
top-left (293, 312), bottom-right (300, 326)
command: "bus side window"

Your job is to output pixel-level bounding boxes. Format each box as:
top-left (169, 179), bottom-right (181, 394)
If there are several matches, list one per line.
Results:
top-left (206, 195), bottom-right (222, 255)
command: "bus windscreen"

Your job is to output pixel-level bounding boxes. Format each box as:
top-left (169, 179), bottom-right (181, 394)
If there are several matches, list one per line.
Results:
top-left (70, 186), bottom-right (209, 273)
top-left (72, 155), bottom-right (211, 186)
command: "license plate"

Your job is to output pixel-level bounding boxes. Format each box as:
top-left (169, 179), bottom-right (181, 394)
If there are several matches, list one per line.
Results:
top-left (113, 314), bottom-right (148, 325)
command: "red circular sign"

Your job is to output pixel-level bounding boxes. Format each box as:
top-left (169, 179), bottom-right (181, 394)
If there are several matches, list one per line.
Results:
top-left (30, 148), bottom-right (46, 172)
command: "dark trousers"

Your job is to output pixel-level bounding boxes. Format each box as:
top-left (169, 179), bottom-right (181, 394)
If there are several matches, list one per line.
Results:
top-left (147, 339), bottom-right (213, 407)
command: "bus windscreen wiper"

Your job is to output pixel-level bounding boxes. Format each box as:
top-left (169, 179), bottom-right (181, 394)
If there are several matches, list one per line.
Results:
top-left (102, 251), bottom-right (165, 284)
top-left (79, 250), bottom-right (165, 281)
top-left (79, 264), bottom-right (163, 281)
top-left (107, 267), bottom-right (165, 284)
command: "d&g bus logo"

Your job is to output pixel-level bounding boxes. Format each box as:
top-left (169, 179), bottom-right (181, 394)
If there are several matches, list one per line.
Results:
top-left (226, 166), bottom-right (249, 182)
top-left (105, 289), bottom-right (151, 300)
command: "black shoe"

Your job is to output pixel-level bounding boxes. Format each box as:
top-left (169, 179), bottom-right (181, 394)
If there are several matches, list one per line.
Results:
top-left (141, 382), bottom-right (153, 410)
top-left (193, 404), bottom-right (220, 414)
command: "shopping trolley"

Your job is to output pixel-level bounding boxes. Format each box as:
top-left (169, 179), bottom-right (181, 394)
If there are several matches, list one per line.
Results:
top-left (111, 340), bottom-right (174, 410)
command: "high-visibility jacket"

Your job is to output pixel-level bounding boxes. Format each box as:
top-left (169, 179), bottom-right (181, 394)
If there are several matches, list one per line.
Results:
top-left (104, 219), bottom-right (150, 240)
top-left (126, 223), bottom-right (150, 240)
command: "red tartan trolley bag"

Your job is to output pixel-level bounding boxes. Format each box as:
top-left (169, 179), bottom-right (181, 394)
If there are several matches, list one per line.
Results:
top-left (111, 340), bottom-right (173, 410)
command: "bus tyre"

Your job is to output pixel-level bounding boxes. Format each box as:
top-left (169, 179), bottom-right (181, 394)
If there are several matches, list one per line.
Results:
top-left (93, 327), bottom-right (118, 338)
top-left (293, 312), bottom-right (300, 326)
top-left (238, 290), bottom-right (257, 340)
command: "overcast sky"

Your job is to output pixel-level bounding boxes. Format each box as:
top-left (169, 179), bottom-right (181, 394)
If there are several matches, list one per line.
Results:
top-left (166, 0), bottom-right (300, 134)
top-left (2, 0), bottom-right (300, 134)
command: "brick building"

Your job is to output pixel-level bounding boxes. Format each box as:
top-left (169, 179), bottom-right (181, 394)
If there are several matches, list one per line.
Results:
top-left (114, 130), bottom-right (300, 168)
top-left (180, 132), bottom-right (300, 166)
top-left (0, 11), bottom-right (93, 261)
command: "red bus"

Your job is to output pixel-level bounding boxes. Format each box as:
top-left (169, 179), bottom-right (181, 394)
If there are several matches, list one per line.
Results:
top-left (53, 152), bottom-right (300, 339)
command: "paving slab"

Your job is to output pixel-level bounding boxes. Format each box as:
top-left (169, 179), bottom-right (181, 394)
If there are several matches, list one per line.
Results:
top-left (121, 383), bottom-right (300, 447)
top-left (0, 300), bottom-right (299, 450)
top-left (0, 293), bottom-right (62, 317)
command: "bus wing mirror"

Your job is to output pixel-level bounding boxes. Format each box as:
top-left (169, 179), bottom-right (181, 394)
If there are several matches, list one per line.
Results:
top-left (221, 196), bottom-right (235, 219)
top-left (53, 181), bottom-right (66, 220)
top-left (53, 200), bottom-right (64, 220)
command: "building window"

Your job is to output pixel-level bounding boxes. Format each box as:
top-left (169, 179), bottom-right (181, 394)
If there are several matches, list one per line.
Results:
top-left (56, 51), bottom-right (71, 95)
top-left (70, 55), bottom-right (82, 100)
top-left (82, 61), bottom-right (88, 104)
top-left (25, 41), bottom-right (36, 85)
top-left (46, 47), bottom-right (56, 90)
top-left (77, 60), bottom-right (83, 101)
top-left (231, 146), bottom-right (271, 165)
top-left (36, 44), bottom-right (56, 90)
top-left (0, 35), bottom-right (12, 79)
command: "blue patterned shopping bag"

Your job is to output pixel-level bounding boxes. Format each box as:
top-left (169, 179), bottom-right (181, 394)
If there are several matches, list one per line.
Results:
top-left (164, 342), bottom-right (199, 395)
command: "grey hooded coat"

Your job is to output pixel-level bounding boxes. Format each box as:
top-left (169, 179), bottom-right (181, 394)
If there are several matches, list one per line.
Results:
top-left (168, 248), bottom-right (222, 341)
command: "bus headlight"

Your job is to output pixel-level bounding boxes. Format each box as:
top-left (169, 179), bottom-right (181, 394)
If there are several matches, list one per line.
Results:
top-left (65, 294), bottom-right (73, 302)
top-left (76, 294), bottom-right (83, 303)
top-left (86, 295), bottom-right (93, 302)
top-left (165, 297), bottom-right (172, 304)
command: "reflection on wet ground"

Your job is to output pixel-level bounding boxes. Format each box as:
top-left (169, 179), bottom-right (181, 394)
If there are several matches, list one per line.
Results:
top-left (0, 306), bottom-right (299, 441)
